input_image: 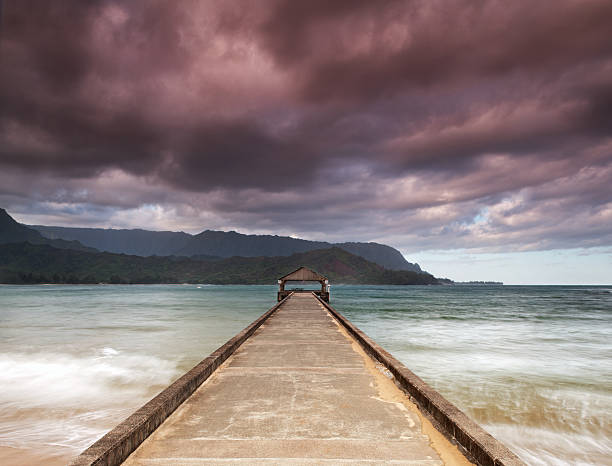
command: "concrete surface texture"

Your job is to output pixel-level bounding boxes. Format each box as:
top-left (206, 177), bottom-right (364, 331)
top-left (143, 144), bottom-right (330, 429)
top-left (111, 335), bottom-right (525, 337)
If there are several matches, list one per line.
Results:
top-left (123, 294), bottom-right (472, 465)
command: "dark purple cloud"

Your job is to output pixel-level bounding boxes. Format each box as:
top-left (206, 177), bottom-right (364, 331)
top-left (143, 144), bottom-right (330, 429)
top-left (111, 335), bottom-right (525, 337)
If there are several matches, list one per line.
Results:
top-left (260, 0), bottom-right (612, 99)
top-left (0, 0), bottom-right (611, 254)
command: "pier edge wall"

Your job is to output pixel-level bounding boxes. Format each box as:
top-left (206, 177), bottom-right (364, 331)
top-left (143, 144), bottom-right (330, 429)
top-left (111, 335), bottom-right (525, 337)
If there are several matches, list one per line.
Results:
top-left (315, 293), bottom-right (525, 466)
top-left (69, 293), bottom-right (292, 466)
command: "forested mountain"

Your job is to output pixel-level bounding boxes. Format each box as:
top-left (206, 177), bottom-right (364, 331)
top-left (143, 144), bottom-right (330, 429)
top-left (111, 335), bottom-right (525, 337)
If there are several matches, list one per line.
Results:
top-left (0, 209), bottom-right (96, 253)
top-left (0, 242), bottom-right (438, 285)
top-left (33, 225), bottom-right (192, 257)
top-left (1, 208), bottom-right (438, 285)
top-left (1, 207), bottom-right (423, 274)
top-left (32, 224), bottom-right (421, 271)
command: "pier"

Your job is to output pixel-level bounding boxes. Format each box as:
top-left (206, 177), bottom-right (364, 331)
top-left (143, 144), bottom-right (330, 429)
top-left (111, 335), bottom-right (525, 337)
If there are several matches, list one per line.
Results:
top-left (71, 278), bottom-right (523, 465)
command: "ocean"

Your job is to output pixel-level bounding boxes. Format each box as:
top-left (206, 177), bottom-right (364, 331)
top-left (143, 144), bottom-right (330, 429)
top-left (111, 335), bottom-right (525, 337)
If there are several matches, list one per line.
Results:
top-left (0, 284), bottom-right (610, 465)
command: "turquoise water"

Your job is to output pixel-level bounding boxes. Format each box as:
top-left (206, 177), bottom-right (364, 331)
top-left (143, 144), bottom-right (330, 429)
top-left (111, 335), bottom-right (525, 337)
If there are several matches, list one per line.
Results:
top-left (0, 284), bottom-right (610, 465)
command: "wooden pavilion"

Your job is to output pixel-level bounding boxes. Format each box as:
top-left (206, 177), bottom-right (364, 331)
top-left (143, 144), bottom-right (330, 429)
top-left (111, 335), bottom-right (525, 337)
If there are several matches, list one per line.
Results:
top-left (277, 266), bottom-right (330, 302)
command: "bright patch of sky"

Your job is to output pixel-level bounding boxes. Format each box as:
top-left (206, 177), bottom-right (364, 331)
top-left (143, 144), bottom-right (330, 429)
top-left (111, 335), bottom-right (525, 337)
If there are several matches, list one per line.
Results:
top-left (411, 248), bottom-right (612, 285)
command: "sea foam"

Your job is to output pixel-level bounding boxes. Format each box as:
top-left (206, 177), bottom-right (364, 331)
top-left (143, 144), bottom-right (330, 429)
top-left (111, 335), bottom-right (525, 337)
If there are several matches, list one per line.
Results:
top-left (0, 350), bottom-right (179, 454)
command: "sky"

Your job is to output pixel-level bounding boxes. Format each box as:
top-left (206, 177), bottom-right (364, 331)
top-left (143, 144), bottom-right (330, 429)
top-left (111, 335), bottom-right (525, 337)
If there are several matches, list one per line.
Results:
top-left (0, 0), bottom-right (611, 284)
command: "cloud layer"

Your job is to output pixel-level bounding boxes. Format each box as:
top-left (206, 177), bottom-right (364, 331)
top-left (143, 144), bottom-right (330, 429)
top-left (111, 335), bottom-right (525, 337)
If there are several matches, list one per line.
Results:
top-left (1, 0), bottom-right (611, 254)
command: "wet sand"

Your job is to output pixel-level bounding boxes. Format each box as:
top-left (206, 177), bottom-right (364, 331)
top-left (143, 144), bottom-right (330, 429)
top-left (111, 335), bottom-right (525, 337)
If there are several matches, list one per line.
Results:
top-left (0, 446), bottom-right (66, 466)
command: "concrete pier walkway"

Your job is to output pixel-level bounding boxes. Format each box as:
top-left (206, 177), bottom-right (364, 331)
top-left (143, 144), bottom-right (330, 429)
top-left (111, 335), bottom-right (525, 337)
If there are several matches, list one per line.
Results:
top-left (122, 293), bottom-right (469, 465)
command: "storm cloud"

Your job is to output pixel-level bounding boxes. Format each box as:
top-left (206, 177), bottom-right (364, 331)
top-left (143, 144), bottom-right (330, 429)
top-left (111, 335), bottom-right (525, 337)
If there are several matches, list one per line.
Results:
top-left (1, 0), bottom-right (611, 256)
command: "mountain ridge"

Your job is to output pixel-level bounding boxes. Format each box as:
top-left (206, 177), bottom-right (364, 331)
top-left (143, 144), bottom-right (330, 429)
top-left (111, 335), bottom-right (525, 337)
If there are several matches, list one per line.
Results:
top-left (0, 208), bottom-right (439, 285)
top-left (0, 242), bottom-right (438, 285)
top-left (32, 223), bottom-right (421, 271)
top-left (0, 208), bottom-right (96, 253)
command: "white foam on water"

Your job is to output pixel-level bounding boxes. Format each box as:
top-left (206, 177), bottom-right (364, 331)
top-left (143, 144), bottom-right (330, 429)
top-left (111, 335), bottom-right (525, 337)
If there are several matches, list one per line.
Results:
top-left (486, 423), bottom-right (612, 466)
top-left (0, 350), bottom-right (178, 408)
top-left (0, 283), bottom-right (274, 464)
top-left (0, 350), bottom-right (180, 455)
top-left (0, 411), bottom-right (111, 452)
top-left (100, 347), bottom-right (119, 357)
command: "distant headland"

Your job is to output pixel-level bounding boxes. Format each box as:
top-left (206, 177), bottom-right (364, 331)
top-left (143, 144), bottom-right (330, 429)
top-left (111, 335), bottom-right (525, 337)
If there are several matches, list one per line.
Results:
top-left (455, 281), bottom-right (504, 285)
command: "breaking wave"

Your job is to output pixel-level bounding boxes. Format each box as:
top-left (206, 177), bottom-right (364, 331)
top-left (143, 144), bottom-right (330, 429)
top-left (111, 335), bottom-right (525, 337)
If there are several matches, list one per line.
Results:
top-left (0, 349), bottom-right (179, 455)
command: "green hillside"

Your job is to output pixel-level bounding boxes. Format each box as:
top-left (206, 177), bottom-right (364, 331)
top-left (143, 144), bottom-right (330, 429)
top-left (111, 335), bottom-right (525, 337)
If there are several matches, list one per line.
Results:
top-left (0, 242), bottom-right (438, 285)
